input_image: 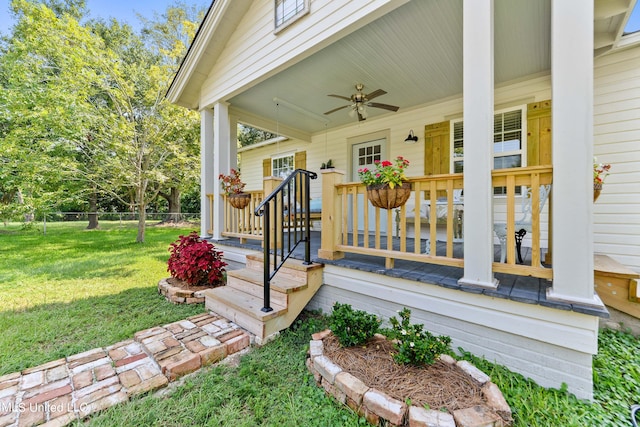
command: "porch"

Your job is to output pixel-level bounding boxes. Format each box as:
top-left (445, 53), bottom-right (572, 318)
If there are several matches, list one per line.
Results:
top-left (214, 231), bottom-right (607, 318)
top-left (206, 166), bottom-right (607, 400)
top-left (207, 165), bottom-right (609, 317)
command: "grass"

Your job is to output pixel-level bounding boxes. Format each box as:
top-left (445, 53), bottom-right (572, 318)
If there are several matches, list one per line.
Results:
top-left (84, 316), bottom-right (640, 427)
top-left (0, 221), bottom-right (203, 374)
top-left (2, 222), bottom-right (639, 426)
top-left (86, 313), bottom-right (366, 427)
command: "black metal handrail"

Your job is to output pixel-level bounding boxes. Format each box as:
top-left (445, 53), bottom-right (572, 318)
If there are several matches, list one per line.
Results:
top-left (254, 169), bottom-right (317, 312)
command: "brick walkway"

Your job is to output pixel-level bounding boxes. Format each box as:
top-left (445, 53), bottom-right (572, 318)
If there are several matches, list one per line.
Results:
top-left (0, 312), bottom-right (251, 427)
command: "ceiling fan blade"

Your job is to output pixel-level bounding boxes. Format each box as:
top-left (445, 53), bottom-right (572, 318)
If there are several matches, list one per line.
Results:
top-left (365, 89), bottom-right (387, 100)
top-left (327, 94), bottom-right (352, 101)
top-left (324, 105), bottom-right (350, 115)
top-left (368, 102), bottom-right (399, 112)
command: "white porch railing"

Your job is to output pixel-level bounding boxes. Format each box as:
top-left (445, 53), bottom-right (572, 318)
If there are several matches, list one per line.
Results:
top-left (319, 166), bottom-right (553, 279)
top-left (206, 190), bottom-right (265, 242)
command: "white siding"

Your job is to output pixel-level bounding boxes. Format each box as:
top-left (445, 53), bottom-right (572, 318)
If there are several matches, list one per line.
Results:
top-left (306, 265), bottom-right (598, 401)
top-left (237, 75), bottom-right (553, 242)
top-left (594, 46), bottom-right (640, 273)
top-left (200, 0), bottom-right (407, 107)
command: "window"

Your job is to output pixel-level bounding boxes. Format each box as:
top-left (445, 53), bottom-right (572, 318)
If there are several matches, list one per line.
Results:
top-left (272, 153), bottom-right (295, 178)
top-left (275, 0), bottom-right (309, 31)
top-left (450, 106), bottom-right (526, 194)
top-left (356, 143), bottom-right (382, 167)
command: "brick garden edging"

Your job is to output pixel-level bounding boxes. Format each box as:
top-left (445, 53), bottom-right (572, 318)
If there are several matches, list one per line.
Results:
top-left (0, 312), bottom-right (251, 427)
top-left (306, 330), bottom-right (512, 427)
top-left (158, 277), bottom-right (206, 304)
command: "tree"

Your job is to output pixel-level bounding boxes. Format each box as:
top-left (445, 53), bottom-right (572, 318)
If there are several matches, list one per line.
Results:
top-left (139, 2), bottom-right (203, 223)
top-left (0, 0), bottom-right (113, 223)
top-left (1, 1), bottom-right (203, 240)
top-left (238, 124), bottom-right (278, 147)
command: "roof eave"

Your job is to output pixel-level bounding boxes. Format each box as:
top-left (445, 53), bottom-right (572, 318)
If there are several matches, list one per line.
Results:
top-left (166, 0), bottom-right (253, 110)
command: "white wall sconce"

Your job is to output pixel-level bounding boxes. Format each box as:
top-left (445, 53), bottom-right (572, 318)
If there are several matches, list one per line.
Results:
top-left (404, 129), bottom-right (418, 144)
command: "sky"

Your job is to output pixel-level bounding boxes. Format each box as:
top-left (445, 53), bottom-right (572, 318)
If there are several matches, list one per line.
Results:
top-left (0, 0), bottom-right (211, 35)
top-left (1, 1), bottom-right (640, 38)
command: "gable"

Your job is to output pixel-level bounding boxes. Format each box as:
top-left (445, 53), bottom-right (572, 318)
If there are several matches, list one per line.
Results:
top-left (168, 0), bottom-right (409, 111)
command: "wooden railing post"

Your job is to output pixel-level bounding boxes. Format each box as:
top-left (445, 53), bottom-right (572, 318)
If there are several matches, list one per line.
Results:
top-left (318, 169), bottom-right (345, 260)
top-left (263, 176), bottom-right (283, 250)
top-left (206, 194), bottom-right (214, 235)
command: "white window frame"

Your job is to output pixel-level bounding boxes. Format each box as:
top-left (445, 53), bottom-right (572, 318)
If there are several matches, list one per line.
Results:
top-left (272, 152), bottom-right (295, 178)
top-left (450, 105), bottom-right (527, 172)
top-left (274, 0), bottom-right (309, 33)
top-left (450, 105), bottom-right (527, 195)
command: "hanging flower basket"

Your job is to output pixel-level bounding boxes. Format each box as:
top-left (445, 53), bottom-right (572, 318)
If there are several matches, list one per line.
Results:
top-left (366, 182), bottom-right (411, 210)
top-left (228, 193), bottom-right (251, 209)
top-left (594, 182), bottom-right (602, 202)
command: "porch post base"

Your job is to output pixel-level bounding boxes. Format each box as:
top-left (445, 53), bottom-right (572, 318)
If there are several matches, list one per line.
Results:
top-left (458, 277), bottom-right (499, 289)
top-left (546, 288), bottom-right (606, 309)
top-left (318, 249), bottom-right (344, 261)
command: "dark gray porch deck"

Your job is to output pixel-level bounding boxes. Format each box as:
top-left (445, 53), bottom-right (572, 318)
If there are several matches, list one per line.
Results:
top-left (214, 232), bottom-right (608, 318)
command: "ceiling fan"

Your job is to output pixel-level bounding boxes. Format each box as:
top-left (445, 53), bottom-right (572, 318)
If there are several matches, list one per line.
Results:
top-left (324, 83), bottom-right (399, 121)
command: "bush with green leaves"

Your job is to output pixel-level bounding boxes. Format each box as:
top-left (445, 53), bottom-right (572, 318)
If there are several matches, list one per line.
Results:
top-left (329, 302), bottom-right (381, 347)
top-left (388, 307), bottom-right (452, 366)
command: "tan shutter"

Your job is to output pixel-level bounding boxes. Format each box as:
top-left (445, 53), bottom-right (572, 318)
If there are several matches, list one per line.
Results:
top-left (263, 158), bottom-right (272, 177)
top-left (424, 121), bottom-right (451, 198)
top-left (294, 151), bottom-right (306, 170)
top-left (527, 100), bottom-right (552, 166)
top-left (424, 121), bottom-right (451, 175)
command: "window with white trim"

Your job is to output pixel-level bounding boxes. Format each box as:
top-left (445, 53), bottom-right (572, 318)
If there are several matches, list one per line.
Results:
top-left (275, 0), bottom-right (309, 31)
top-left (450, 106), bottom-right (526, 194)
top-left (272, 153), bottom-right (295, 178)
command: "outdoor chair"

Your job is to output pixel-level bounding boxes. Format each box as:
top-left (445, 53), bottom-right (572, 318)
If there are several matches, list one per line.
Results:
top-left (493, 184), bottom-right (551, 264)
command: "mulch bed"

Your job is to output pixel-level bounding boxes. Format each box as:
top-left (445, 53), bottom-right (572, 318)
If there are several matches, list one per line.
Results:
top-left (166, 277), bottom-right (216, 293)
top-left (322, 334), bottom-right (486, 413)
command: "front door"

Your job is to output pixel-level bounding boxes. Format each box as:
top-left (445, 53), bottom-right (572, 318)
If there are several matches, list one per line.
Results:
top-left (351, 139), bottom-right (388, 234)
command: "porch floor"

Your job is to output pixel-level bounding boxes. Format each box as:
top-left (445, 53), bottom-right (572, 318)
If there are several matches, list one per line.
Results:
top-left (214, 232), bottom-right (608, 318)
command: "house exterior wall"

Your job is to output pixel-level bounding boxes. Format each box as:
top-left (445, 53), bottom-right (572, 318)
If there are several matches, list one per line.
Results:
top-left (237, 75), bottom-right (553, 244)
top-left (306, 264), bottom-right (598, 400)
top-left (594, 46), bottom-right (640, 273)
top-left (200, 0), bottom-right (407, 108)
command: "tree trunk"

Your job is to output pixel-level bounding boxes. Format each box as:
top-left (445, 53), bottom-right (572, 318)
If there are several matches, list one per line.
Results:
top-left (160, 187), bottom-right (182, 223)
top-left (87, 189), bottom-right (99, 229)
top-left (136, 200), bottom-right (146, 243)
top-left (16, 190), bottom-right (33, 222)
top-left (136, 178), bottom-right (148, 243)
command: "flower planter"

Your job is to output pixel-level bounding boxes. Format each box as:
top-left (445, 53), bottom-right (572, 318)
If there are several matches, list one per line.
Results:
top-left (366, 182), bottom-right (411, 210)
top-left (228, 193), bottom-right (251, 209)
top-left (594, 183), bottom-right (602, 202)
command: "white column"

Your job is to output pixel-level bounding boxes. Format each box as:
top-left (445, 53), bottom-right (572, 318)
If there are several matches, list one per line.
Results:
top-left (212, 101), bottom-right (232, 240)
top-left (547, 0), bottom-right (601, 305)
top-left (458, 0), bottom-right (497, 289)
top-left (200, 108), bottom-right (214, 238)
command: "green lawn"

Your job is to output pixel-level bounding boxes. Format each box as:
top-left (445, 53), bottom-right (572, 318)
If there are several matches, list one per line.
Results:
top-left (1, 221), bottom-right (638, 426)
top-left (0, 221), bottom-right (203, 374)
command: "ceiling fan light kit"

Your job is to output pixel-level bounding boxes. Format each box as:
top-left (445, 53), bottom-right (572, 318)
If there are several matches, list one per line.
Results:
top-left (324, 83), bottom-right (399, 122)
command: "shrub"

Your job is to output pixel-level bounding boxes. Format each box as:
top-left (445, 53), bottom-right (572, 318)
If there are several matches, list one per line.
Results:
top-left (167, 231), bottom-right (227, 286)
top-left (329, 302), bottom-right (381, 347)
top-left (388, 307), bottom-right (451, 366)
